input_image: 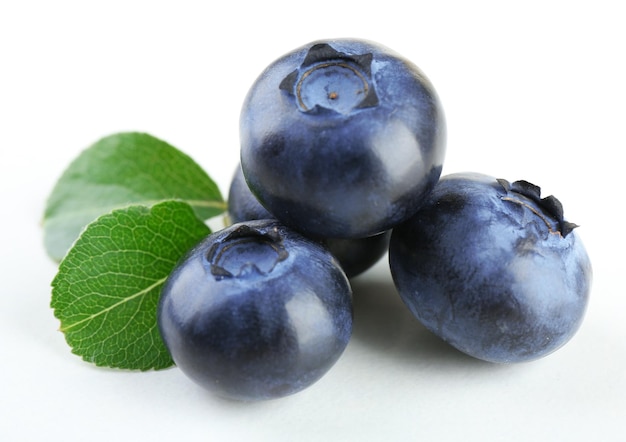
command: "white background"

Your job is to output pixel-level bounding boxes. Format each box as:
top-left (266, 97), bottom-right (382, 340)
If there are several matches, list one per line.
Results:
top-left (1, 1), bottom-right (624, 441)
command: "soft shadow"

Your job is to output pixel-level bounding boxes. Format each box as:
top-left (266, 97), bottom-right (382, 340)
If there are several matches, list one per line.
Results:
top-left (349, 272), bottom-right (501, 371)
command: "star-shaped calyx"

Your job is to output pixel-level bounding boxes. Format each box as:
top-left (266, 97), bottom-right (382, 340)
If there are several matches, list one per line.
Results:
top-left (279, 43), bottom-right (379, 115)
top-left (207, 224), bottom-right (288, 280)
top-left (497, 179), bottom-right (579, 238)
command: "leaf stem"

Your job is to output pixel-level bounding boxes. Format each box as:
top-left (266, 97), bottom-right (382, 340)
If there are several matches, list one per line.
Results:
top-left (185, 199), bottom-right (229, 211)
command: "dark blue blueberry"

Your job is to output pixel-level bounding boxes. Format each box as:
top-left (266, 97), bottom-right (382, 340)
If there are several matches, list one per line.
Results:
top-left (240, 39), bottom-right (446, 238)
top-left (157, 219), bottom-right (353, 401)
top-left (389, 172), bottom-right (592, 363)
top-left (227, 164), bottom-right (390, 278)
top-left (227, 164), bottom-right (275, 222)
top-left (322, 233), bottom-right (391, 279)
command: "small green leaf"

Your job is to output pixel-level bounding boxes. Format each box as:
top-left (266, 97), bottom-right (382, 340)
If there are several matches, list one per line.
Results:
top-left (51, 200), bottom-right (210, 370)
top-left (43, 132), bottom-right (226, 261)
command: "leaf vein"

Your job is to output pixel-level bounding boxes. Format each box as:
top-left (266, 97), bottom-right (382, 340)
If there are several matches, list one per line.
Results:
top-left (60, 276), bottom-right (167, 332)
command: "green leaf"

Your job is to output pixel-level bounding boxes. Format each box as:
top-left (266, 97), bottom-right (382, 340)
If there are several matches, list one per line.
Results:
top-left (43, 132), bottom-right (226, 261)
top-left (51, 200), bottom-right (211, 370)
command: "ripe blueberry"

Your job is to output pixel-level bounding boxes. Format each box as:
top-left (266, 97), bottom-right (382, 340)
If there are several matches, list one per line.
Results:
top-left (240, 39), bottom-right (446, 238)
top-left (157, 219), bottom-right (353, 401)
top-left (227, 164), bottom-right (390, 278)
top-left (389, 173), bottom-right (592, 363)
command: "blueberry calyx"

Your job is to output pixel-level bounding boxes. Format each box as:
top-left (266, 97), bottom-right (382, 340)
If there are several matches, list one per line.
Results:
top-left (497, 179), bottom-right (579, 237)
top-left (206, 224), bottom-right (289, 280)
top-left (279, 43), bottom-right (379, 115)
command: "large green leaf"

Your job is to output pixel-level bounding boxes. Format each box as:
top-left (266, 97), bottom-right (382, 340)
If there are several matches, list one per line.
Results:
top-left (43, 132), bottom-right (225, 261)
top-left (50, 200), bottom-right (211, 370)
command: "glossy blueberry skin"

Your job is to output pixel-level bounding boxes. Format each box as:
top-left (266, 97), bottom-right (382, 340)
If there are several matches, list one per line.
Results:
top-left (228, 164), bottom-right (390, 278)
top-left (389, 173), bottom-right (592, 363)
top-left (157, 219), bottom-right (352, 401)
top-left (240, 38), bottom-right (446, 238)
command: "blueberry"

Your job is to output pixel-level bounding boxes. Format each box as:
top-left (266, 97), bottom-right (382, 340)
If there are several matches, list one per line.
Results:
top-left (240, 39), bottom-right (446, 238)
top-left (157, 219), bottom-right (353, 401)
top-left (227, 164), bottom-right (275, 223)
top-left (321, 233), bottom-right (391, 279)
top-left (388, 173), bottom-right (592, 363)
top-left (227, 164), bottom-right (390, 278)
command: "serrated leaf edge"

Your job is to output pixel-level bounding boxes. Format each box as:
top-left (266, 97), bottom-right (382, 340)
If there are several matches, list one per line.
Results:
top-left (45, 198), bottom-right (227, 225)
top-left (50, 200), bottom-right (211, 370)
top-left (44, 197), bottom-right (225, 262)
